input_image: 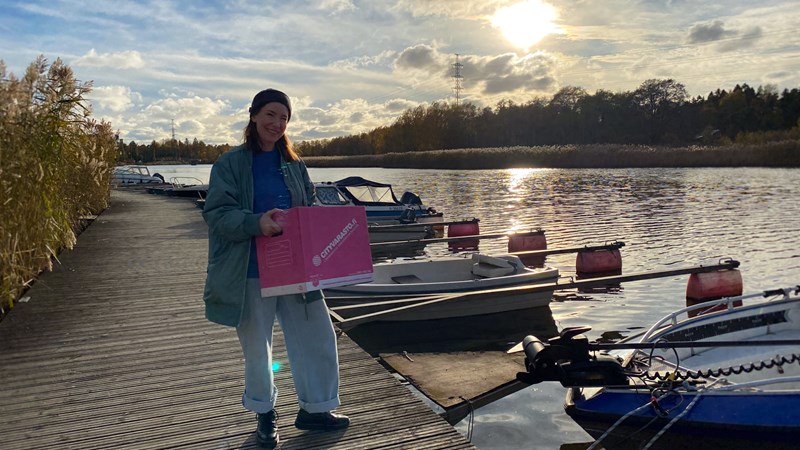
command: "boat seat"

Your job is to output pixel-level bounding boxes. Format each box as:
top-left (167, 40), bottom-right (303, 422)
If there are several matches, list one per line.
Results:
top-left (392, 275), bottom-right (423, 284)
top-left (471, 254), bottom-right (516, 278)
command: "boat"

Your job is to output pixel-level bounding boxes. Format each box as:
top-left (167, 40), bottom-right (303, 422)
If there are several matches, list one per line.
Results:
top-left (111, 165), bottom-right (164, 185)
top-left (314, 176), bottom-right (442, 224)
top-left (165, 177), bottom-right (208, 198)
top-left (148, 177), bottom-right (208, 199)
top-left (325, 253), bottom-right (559, 321)
top-left (517, 285), bottom-right (800, 449)
top-left (367, 221), bottom-right (435, 244)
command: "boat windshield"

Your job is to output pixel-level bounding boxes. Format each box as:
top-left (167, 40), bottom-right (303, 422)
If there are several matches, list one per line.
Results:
top-left (316, 186), bottom-right (350, 205)
top-left (115, 166), bottom-right (151, 176)
top-left (343, 185), bottom-right (397, 205)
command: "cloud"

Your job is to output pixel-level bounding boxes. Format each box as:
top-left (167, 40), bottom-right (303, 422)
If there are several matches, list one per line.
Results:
top-left (718, 26), bottom-right (763, 51)
top-left (686, 20), bottom-right (764, 52)
top-left (393, 45), bottom-right (558, 98)
top-left (88, 85), bottom-right (140, 113)
top-left (73, 49), bottom-right (145, 69)
top-left (466, 52), bottom-right (559, 95)
top-left (687, 20), bottom-right (733, 44)
top-left (392, 0), bottom-right (508, 18)
top-left (394, 44), bottom-right (449, 73)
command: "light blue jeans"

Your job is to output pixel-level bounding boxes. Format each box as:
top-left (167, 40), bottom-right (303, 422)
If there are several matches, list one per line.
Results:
top-left (236, 278), bottom-right (341, 414)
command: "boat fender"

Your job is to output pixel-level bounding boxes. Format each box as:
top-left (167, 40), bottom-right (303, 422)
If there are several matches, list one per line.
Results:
top-left (576, 249), bottom-right (622, 275)
top-left (686, 269), bottom-right (743, 316)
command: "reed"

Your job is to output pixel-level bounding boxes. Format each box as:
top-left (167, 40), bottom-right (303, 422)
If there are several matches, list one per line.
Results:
top-left (303, 142), bottom-right (800, 169)
top-left (0, 57), bottom-right (117, 319)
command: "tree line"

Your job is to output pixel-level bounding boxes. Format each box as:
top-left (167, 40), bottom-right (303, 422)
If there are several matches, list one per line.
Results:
top-left (296, 79), bottom-right (800, 157)
top-left (117, 137), bottom-right (230, 164)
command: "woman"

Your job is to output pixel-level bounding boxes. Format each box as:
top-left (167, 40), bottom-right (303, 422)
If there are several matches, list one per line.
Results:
top-left (202, 88), bottom-right (349, 449)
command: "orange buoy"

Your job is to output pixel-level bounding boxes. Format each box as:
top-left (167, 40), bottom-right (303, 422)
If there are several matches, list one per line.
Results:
top-left (576, 249), bottom-right (622, 275)
top-left (686, 269), bottom-right (743, 317)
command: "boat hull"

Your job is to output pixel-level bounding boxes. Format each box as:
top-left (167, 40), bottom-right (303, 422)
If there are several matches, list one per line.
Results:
top-left (566, 388), bottom-right (800, 446)
top-left (563, 291), bottom-right (800, 448)
top-left (326, 257), bottom-right (559, 321)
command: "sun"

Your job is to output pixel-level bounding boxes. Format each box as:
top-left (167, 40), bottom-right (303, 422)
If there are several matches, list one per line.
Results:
top-left (491, 0), bottom-right (562, 51)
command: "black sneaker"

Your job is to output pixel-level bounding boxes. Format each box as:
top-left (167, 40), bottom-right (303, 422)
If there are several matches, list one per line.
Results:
top-left (256, 410), bottom-right (279, 448)
top-left (294, 409), bottom-right (350, 431)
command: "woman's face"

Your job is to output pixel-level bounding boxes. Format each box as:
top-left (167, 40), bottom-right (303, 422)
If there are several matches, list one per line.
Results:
top-left (251, 102), bottom-right (289, 149)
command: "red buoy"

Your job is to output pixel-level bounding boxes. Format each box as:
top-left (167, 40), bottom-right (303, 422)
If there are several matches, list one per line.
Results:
top-left (686, 269), bottom-right (743, 317)
top-left (576, 249), bottom-right (622, 276)
top-left (448, 219), bottom-right (480, 251)
top-left (448, 219), bottom-right (479, 238)
top-left (507, 230), bottom-right (547, 266)
top-left (507, 231), bottom-right (547, 253)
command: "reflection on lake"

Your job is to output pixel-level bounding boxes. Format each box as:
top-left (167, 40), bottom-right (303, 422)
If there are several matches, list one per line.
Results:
top-left (155, 164), bottom-right (800, 449)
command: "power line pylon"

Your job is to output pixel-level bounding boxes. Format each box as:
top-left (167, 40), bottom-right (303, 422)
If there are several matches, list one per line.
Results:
top-left (452, 54), bottom-right (464, 106)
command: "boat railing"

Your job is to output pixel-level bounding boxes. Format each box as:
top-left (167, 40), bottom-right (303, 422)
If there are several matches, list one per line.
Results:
top-left (639, 286), bottom-right (800, 343)
top-left (715, 375), bottom-right (800, 391)
top-left (169, 176), bottom-right (205, 188)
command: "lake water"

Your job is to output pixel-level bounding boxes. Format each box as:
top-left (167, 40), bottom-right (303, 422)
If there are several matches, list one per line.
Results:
top-left (151, 164), bottom-right (800, 449)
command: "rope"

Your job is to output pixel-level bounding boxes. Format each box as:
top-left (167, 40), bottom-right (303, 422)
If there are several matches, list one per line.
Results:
top-left (459, 396), bottom-right (475, 442)
top-left (587, 390), bottom-right (674, 450)
top-left (642, 379), bottom-right (723, 449)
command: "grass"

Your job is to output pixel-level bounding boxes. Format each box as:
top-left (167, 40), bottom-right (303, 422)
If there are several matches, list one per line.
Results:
top-left (1, 56), bottom-right (117, 320)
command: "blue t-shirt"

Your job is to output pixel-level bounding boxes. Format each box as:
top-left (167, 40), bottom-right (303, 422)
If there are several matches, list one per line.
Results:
top-left (247, 149), bottom-right (292, 278)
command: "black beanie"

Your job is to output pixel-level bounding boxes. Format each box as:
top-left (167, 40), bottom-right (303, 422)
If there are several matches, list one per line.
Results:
top-left (249, 88), bottom-right (292, 120)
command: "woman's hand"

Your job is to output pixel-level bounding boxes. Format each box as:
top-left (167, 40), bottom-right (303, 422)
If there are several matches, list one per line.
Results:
top-left (259, 209), bottom-right (283, 236)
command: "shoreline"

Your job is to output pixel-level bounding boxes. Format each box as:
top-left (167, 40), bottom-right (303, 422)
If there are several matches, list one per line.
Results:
top-left (303, 142), bottom-right (800, 170)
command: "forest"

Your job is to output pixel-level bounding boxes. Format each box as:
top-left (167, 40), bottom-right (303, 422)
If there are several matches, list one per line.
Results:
top-left (117, 78), bottom-right (800, 163)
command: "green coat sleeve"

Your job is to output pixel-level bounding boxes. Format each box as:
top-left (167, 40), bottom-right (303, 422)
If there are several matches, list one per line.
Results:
top-left (202, 152), bottom-right (262, 242)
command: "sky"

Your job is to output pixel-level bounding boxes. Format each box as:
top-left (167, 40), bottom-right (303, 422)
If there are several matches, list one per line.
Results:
top-left (2, 0), bottom-right (799, 146)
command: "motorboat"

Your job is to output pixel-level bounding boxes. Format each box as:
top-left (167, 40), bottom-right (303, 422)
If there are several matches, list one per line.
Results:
top-left (325, 253), bottom-right (559, 321)
top-left (165, 177), bottom-right (208, 199)
top-left (111, 165), bottom-right (164, 185)
top-left (517, 285), bottom-right (800, 449)
top-left (147, 177), bottom-right (208, 199)
top-left (314, 176), bottom-right (442, 224)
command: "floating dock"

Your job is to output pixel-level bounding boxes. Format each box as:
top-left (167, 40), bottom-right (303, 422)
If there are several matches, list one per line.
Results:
top-left (0, 189), bottom-right (476, 449)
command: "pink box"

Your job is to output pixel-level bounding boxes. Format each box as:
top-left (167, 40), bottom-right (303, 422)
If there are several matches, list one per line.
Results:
top-left (256, 206), bottom-right (373, 297)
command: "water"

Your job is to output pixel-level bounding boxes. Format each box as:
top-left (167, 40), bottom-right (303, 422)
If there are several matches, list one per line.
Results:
top-left (154, 164), bottom-right (800, 448)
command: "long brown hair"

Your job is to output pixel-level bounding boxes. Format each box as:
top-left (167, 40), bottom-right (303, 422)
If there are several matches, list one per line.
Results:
top-left (243, 120), bottom-right (300, 162)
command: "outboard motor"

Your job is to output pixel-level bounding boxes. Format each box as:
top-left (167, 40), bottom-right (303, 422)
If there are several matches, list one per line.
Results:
top-left (399, 208), bottom-right (417, 224)
top-left (400, 191), bottom-right (423, 205)
top-left (516, 326), bottom-right (627, 387)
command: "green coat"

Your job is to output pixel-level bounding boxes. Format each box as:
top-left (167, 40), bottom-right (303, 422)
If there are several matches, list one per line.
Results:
top-left (202, 144), bottom-right (321, 327)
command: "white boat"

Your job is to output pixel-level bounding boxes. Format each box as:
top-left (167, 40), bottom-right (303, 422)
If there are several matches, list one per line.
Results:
top-left (367, 222), bottom-right (435, 243)
top-left (325, 253), bottom-right (559, 321)
top-left (314, 176), bottom-right (442, 224)
top-left (111, 165), bottom-right (164, 184)
top-left (518, 285), bottom-right (800, 449)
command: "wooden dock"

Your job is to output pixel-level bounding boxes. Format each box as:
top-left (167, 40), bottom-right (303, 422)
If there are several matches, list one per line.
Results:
top-left (0, 189), bottom-right (477, 450)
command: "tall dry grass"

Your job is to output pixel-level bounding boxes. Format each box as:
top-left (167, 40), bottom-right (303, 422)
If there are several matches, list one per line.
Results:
top-left (304, 142), bottom-right (800, 169)
top-left (1, 56), bottom-right (117, 319)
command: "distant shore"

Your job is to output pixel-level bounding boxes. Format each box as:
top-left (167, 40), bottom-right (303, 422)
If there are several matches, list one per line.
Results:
top-left (303, 142), bottom-right (800, 169)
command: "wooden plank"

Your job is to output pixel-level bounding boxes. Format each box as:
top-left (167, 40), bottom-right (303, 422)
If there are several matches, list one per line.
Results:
top-left (0, 189), bottom-right (475, 450)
